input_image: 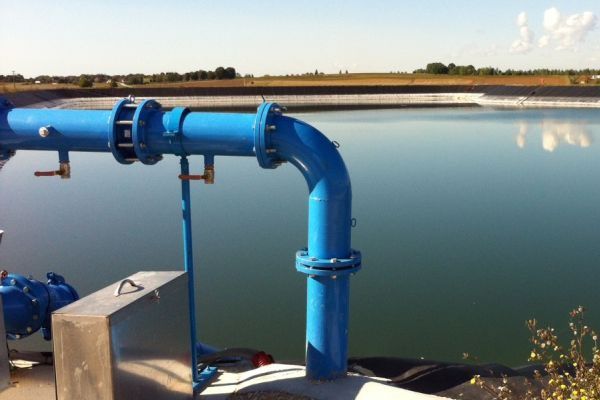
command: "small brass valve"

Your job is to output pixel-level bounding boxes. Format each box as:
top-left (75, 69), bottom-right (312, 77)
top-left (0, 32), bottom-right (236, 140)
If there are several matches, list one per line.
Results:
top-left (34, 162), bottom-right (71, 179)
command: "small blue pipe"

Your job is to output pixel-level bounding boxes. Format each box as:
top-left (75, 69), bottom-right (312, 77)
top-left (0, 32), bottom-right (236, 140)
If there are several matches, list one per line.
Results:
top-left (180, 156), bottom-right (200, 385)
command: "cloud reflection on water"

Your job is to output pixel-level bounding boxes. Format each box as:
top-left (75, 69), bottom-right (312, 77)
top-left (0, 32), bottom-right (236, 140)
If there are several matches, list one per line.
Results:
top-left (515, 120), bottom-right (592, 152)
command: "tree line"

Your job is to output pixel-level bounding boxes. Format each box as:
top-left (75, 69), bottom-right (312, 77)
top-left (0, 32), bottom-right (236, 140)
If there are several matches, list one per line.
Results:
top-left (414, 62), bottom-right (600, 77)
top-left (0, 66), bottom-right (240, 88)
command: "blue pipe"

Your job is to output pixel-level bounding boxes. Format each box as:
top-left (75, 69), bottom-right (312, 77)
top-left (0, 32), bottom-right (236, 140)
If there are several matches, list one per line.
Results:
top-left (0, 271), bottom-right (79, 340)
top-left (0, 98), bottom-right (361, 380)
top-left (180, 156), bottom-right (200, 385)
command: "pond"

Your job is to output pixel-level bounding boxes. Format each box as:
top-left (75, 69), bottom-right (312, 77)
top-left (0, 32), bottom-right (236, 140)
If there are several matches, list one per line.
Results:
top-left (1, 106), bottom-right (599, 366)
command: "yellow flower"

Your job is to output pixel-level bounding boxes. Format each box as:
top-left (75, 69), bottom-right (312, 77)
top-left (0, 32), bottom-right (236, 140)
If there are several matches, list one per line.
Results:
top-left (530, 351), bottom-right (537, 359)
top-left (560, 384), bottom-right (567, 390)
top-left (470, 378), bottom-right (476, 385)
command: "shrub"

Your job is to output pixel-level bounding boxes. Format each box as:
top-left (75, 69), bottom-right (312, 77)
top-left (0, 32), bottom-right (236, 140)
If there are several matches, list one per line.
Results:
top-left (471, 306), bottom-right (600, 400)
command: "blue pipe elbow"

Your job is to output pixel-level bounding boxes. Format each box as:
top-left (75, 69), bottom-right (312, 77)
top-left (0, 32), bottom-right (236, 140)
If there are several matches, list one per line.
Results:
top-left (255, 105), bottom-right (362, 380)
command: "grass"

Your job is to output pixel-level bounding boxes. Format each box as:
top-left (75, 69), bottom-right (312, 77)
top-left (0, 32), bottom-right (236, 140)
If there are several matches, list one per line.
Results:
top-left (0, 73), bottom-right (574, 94)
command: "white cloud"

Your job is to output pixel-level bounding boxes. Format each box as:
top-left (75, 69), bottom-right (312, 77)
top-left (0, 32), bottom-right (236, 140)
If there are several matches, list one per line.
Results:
top-left (539, 7), bottom-right (597, 51)
top-left (510, 12), bottom-right (535, 54)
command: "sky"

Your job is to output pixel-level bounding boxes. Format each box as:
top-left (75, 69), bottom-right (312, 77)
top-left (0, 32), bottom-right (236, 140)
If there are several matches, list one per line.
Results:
top-left (0, 0), bottom-right (599, 77)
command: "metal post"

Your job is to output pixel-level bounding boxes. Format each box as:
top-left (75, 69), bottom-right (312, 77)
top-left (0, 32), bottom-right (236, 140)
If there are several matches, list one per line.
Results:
top-left (180, 156), bottom-right (200, 387)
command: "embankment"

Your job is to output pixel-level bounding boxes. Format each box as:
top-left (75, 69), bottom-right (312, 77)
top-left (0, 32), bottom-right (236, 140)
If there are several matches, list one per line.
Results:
top-left (4, 85), bottom-right (600, 110)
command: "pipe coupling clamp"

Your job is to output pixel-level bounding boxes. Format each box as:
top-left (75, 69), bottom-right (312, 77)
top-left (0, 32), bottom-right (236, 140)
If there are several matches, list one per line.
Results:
top-left (295, 249), bottom-right (362, 277)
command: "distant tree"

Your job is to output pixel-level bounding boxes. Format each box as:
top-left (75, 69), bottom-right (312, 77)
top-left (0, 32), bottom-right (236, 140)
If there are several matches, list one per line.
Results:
top-left (477, 67), bottom-right (496, 76)
top-left (198, 70), bottom-right (208, 80)
top-left (426, 62), bottom-right (449, 74)
top-left (77, 75), bottom-right (93, 88)
top-left (164, 72), bottom-right (181, 82)
top-left (315, 69), bottom-right (319, 75)
top-left (124, 74), bottom-right (144, 85)
top-left (34, 75), bottom-right (53, 84)
top-left (345, 70), bottom-right (348, 74)
top-left (109, 79), bottom-right (118, 88)
top-left (224, 67), bottom-right (236, 79)
top-left (207, 70), bottom-right (216, 80)
top-left (215, 67), bottom-right (226, 80)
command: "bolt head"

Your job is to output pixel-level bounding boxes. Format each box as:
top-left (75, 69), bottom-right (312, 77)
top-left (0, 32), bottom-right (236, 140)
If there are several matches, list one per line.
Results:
top-left (10, 279), bottom-right (16, 285)
top-left (39, 126), bottom-right (50, 138)
top-left (23, 286), bottom-right (30, 293)
top-left (26, 327), bottom-right (32, 333)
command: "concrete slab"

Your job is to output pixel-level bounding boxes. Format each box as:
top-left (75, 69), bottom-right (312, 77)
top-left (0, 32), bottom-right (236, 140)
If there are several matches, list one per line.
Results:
top-left (200, 363), bottom-right (450, 400)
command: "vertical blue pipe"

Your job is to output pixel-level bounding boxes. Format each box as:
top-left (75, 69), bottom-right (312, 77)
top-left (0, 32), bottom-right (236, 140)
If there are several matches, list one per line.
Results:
top-left (270, 116), bottom-right (357, 380)
top-left (306, 276), bottom-right (350, 379)
top-left (180, 156), bottom-right (199, 386)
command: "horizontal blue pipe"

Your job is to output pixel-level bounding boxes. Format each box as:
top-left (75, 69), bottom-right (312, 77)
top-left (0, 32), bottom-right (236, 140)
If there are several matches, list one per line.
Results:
top-left (0, 109), bottom-right (111, 152)
top-left (0, 108), bottom-right (257, 158)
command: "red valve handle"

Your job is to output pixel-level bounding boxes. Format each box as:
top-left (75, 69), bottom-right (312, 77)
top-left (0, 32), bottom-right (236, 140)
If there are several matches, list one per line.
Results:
top-left (34, 170), bottom-right (58, 177)
top-left (178, 174), bottom-right (206, 181)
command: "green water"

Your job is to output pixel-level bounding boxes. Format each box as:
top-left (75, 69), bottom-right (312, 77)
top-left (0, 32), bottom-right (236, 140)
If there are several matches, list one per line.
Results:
top-left (1, 107), bottom-right (600, 366)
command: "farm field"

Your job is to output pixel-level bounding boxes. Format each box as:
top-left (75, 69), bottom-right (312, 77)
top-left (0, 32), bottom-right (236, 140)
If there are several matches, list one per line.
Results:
top-left (0, 73), bottom-right (573, 93)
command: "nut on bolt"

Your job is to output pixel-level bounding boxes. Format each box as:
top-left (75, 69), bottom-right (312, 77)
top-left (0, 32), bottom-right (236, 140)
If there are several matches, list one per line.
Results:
top-left (39, 126), bottom-right (51, 138)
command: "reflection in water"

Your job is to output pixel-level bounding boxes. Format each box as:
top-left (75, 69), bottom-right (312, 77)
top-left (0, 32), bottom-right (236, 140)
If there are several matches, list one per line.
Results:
top-left (516, 120), bottom-right (592, 152)
top-left (516, 122), bottom-right (528, 149)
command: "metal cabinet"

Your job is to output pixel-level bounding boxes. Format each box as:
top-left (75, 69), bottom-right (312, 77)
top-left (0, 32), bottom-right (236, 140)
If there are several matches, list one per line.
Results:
top-left (52, 271), bottom-right (193, 400)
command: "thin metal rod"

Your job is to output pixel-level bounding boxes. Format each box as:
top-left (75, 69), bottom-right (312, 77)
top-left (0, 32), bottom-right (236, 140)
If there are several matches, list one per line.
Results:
top-left (180, 156), bottom-right (199, 385)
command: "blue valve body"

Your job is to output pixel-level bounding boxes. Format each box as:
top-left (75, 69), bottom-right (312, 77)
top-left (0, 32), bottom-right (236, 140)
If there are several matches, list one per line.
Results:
top-left (0, 272), bottom-right (79, 340)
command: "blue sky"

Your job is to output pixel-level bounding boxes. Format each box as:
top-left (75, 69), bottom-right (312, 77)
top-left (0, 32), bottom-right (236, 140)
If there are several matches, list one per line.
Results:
top-left (1, 0), bottom-right (599, 77)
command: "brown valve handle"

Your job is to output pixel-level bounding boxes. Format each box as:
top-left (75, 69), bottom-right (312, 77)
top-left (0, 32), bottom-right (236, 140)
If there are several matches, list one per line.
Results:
top-left (34, 170), bottom-right (58, 177)
top-left (178, 174), bottom-right (206, 181)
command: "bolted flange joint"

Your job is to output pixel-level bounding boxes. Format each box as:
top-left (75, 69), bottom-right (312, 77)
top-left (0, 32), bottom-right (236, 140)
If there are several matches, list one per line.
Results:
top-left (295, 249), bottom-right (362, 277)
top-left (108, 98), bottom-right (163, 165)
top-left (254, 102), bottom-right (284, 169)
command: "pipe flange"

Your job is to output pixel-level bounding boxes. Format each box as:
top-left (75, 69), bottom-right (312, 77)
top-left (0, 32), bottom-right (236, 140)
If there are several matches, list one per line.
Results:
top-left (295, 249), bottom-right (362, 277)
top-left (108, 98), bottom-right (138, 164)
top-left (132, 99), bottom-right (163, 165)
top-left (254, 102), bottom-right (282, 169)
top-left (0, 274), bottom-right (49, 339)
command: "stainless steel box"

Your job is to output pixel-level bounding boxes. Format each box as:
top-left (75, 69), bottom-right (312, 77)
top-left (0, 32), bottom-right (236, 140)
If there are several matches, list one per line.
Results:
top-left (52, 271), bottom-right (193, 400)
